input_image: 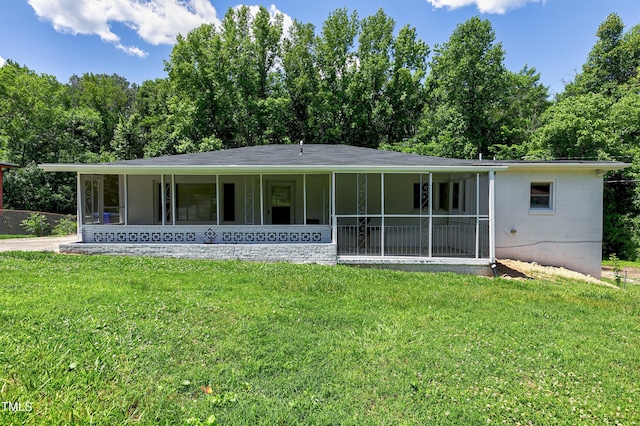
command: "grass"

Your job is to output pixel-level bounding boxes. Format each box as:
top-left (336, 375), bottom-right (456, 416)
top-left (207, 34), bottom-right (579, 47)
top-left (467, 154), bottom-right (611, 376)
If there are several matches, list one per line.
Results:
top-left (603, 258), bottom-right (640, 269)
top-left (0, 235), bottom-right (34, 240)
top-left (0, 252), bottom-right (639, 425)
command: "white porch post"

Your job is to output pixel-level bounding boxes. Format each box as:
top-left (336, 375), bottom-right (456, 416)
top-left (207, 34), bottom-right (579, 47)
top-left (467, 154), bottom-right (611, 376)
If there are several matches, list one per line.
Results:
top-left (331, 172), bottom-right (337, 244)
top-left (475, 173), bottom-right (480, 258)
top-left (303, 174), bottom-right (307, 225)
top-left (76, 173), bottom-right (83, 242)
top-left (216, 175), bottom-right (220, 226)
top-left (124, 174), bottom-right (128, 226)
top-left (171, 175), bottom-right (176, 226)
top-left (161, 174), bottom-right (166, 226)
top-left (489, 170), bottom-right (496, 264)
top-left (260, 174), bottom-right (264, 226)
top-left (428, 173), bottom-right (433, 258)
top-left (381, 173), bottom-right (385, 257)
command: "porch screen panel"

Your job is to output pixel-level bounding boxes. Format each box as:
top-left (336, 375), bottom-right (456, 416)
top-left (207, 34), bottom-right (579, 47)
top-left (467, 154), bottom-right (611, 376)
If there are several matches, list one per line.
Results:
top-left (103, 175), bottom-right (123, 224)
top-left (305, 174), bottom-right (330, 225)
top-left (174, 176), bottom-right (217, 223)
top-left (81, 175), bottom-right (101, 225)
top-left (335, 173), bottom-right (382, 256)
top-left (80, 174), bottom-right (124, 225)
top-left (176, 184), bottom-right (216, 222)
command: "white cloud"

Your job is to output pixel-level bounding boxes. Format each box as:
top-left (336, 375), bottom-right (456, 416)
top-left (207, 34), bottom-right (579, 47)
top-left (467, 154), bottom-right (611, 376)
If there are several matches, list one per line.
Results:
top-left (27, 0), bottom-right (221, 57)
top-left (425, 0), bottom-right (545, 14)
top-left (0, 55), bottom-right (5, 67)
top-left (232, 4), bottom-right (294, 39)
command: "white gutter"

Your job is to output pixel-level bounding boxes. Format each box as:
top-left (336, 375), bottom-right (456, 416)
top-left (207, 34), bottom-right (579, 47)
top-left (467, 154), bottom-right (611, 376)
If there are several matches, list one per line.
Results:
top-left (39, 164), bottom-right (510, 174)
top-left (499, 162), bottom-right (628, 172)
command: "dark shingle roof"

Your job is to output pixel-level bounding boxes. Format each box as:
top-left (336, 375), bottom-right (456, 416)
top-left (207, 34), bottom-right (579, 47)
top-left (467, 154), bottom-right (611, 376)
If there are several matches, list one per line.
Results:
top-left (39, 144), bottom-right (628, 173)
top-left (106, 144), bottom-right (491, 167)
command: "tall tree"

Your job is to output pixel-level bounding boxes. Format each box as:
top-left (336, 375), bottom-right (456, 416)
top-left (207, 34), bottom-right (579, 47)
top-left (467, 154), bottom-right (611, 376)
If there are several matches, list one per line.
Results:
top-left (166, 6), bottom-right (286, 149)
top-left (311, 8), bottom-right (359, 145)
top-left (384, 25), bottom-right (429, 145)
top-left (67, 73), bottom-right (136, 153)
top-left (418, 17), bottom-right (507, 158)
top-left (490, 66), bottom-right (550, 159)
top-left (282, 21), bottom-right (319, 144)
top-left (564, 13), bottom-right (640, 97)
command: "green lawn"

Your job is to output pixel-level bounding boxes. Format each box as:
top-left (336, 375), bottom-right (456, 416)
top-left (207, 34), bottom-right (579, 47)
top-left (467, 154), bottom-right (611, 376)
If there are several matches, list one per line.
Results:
top-left (1, 252), bottom-right (638, 425)
top-left (0, 235), bottom-right (34, 240)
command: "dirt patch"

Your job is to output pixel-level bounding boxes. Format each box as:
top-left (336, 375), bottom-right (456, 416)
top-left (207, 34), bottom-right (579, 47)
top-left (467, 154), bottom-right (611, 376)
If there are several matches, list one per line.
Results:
top-left (601, 265), bottom-right (640, 285)
top-left (496, 259), bottom-right (619, 289)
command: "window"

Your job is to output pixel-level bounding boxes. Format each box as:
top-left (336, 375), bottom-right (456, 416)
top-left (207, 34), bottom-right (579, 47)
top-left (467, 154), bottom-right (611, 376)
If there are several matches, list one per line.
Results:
top-left (176, 183), bottom-right (216, 222)
top-left (223, 183), bottom-right (235, 222)
top-left (530, 182), bottom-right (553, 210)
top-left (437, 182), bottom-right (449, 211)
top-left (452, 182), bottom-right (460, 210)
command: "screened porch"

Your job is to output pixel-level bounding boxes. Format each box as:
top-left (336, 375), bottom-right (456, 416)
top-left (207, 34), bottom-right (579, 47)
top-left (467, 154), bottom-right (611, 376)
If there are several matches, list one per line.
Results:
top-left (77, 171), bottom-right (492, 260)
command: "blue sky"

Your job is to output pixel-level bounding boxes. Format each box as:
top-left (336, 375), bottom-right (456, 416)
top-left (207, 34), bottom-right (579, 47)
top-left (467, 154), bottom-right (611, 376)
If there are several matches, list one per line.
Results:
top-left (1, 0), bottom-right (639, 96)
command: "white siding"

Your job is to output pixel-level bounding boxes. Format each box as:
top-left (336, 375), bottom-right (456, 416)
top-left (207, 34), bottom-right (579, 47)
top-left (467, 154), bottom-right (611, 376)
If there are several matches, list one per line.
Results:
top-left (494, 168), bottom-right (603, 278)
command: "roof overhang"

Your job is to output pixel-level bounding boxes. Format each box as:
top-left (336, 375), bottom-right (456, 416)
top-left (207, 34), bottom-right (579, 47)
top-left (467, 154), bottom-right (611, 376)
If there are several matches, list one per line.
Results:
top-left (38, 164), bottom-right (509, 174)
top-left (497, 162), bottom-right (629, 173)
top-left (0, 162), bottom-right (18, 169)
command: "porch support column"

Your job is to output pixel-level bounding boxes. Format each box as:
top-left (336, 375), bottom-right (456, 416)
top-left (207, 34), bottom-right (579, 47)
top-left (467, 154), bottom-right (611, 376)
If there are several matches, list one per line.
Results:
top-left (124, 174), bottom-right (128, 226)
top-left (489, 170), bottom-right (496, 264)
top-left (171, 175), bottom-right (176, 226)
top-left (428, 173), bottom-right (433, 258)
top-left (475, 173), bottom-right (480, 259)
top-left (77, 173), bottom-right (83, 242)
top-left (381, 173), bottom-right (385, 257)
top-left (216, 175), bottom-right (220, 226)
top-left (303, 174), bottom-right (307, 225)
top-left (161, 175), bottom-right (166, 226)
top-left (331, 172), bottom-right (337, 244)
top-left (260, 174), bottom-right (264, 226)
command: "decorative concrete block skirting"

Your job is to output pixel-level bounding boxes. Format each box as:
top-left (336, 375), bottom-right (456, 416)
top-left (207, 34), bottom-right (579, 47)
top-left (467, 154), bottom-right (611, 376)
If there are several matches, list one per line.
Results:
top-left (59, 243), bottom-right (338, 265)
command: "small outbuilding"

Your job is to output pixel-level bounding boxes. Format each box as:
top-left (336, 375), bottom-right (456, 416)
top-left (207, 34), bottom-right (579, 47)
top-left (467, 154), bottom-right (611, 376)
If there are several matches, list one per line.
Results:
top-left (39, 144), bottom-right (627, 278)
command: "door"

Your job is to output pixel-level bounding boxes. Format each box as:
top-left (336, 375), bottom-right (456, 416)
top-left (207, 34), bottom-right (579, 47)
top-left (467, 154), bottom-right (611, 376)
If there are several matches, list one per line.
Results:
top-left (268, 182), bottom-right (294, 224)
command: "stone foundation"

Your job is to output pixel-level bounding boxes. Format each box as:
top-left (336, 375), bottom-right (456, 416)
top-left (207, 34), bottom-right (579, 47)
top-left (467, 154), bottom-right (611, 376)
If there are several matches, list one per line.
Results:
top-left (60, 242), bottom-right (337, 265)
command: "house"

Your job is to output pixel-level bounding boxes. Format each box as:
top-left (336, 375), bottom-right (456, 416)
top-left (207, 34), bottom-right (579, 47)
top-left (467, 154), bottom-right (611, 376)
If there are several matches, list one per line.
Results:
top-left (39, 144), bottom-right (627, 278)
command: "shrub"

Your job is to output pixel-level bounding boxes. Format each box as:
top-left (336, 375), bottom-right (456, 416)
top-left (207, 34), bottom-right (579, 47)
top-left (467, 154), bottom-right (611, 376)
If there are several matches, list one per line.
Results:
top-left (20, 212), bottom-right (51, 237)
top-left (52, 215), bottom-right (77, 236)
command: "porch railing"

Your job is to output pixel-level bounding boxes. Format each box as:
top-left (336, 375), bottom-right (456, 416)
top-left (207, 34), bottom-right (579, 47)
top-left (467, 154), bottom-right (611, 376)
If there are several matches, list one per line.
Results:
top-left (337, 222), bottom-right (489, 258)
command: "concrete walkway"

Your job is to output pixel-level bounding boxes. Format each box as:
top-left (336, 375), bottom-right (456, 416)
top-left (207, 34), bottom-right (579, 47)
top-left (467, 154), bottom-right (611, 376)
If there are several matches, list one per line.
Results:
top-left (0, 235), bottom-right (78, 252)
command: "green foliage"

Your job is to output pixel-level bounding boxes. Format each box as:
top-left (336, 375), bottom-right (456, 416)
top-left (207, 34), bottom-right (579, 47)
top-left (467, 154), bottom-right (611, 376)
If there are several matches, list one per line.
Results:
top-left (19, 212), bottom-right (51, 236)
top-left (52, 215), bottom-right (77, 236)
top-left (533, 93), bottom-right (614, 160)
top-left (409, 17), bottom-right (549, 160)
top-left (564, 14), bottom-right (640, 97)
top-left (2, 164), bottom-right (76, 213)
top-left (608, 253), bottom-right (623, 286)
top-left (1, 254), bottom-right (639, 423)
